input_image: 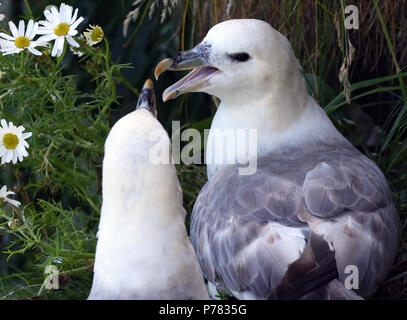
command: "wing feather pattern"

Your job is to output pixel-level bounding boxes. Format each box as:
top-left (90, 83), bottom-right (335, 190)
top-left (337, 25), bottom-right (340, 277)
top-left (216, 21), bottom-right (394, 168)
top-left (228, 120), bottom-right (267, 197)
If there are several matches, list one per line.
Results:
top-left (191, 143), bottom-right (400, 299)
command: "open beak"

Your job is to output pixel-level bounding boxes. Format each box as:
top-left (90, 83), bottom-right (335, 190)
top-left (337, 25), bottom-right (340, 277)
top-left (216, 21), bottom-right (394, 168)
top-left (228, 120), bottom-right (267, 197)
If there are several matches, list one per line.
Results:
top-left (154, 45), bottom-right (219, 102)
top-left (136, 78), bottom-right (157, 117)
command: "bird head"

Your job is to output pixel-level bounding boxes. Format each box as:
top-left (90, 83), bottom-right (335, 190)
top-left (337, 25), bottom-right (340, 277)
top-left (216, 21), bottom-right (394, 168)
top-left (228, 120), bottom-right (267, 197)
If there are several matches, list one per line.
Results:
top-left (103, 78), bottom-right (171, 194)
top-left (136, 78), bottom-right (157, 117)
top-left (155, 19), bottom-right (304, 106)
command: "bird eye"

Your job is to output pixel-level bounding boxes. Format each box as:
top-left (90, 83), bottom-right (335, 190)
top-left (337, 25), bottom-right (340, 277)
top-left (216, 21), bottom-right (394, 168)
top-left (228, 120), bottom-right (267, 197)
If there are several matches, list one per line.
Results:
top-left (228, 52), bottom-right (251, 62)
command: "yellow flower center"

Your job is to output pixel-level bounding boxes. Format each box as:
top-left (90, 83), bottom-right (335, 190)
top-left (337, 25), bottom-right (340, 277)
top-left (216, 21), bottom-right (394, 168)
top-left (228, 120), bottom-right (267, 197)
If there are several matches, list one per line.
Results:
top-left (0, 198), bottom-right (4, 206)
top-left (14, 36), bottom-right (30, 48)
top-left (91, 28), bottom-right (103, 41)
top-left (3, 133), bottom-right (19, 149)
top-left (54, 22), bottom-right (70, 36)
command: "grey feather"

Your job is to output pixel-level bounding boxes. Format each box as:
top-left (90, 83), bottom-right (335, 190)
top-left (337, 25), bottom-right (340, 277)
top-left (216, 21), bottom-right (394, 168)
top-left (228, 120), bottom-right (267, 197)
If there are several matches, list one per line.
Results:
top-left (191, 142), bottom-right (400, 299)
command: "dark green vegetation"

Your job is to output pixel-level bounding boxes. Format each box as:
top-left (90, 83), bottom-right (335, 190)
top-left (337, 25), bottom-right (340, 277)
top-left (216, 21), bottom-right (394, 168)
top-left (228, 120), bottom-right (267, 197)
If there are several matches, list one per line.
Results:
top-left (0, 0), bottom-right (405, 299)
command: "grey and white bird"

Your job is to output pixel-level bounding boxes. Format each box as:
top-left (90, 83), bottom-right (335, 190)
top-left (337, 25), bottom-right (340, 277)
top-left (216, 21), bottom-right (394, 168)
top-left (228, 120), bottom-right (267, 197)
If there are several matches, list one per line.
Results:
top-left (88, 79), bottom-right (209, 300)
top-left (155, 19), bottom-right (401, 299)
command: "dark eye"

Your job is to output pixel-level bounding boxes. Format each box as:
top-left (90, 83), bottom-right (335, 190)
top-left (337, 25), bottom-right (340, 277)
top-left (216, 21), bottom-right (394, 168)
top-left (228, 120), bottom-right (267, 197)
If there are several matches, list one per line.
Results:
top-left (228, 52), bottom-right (251, 62)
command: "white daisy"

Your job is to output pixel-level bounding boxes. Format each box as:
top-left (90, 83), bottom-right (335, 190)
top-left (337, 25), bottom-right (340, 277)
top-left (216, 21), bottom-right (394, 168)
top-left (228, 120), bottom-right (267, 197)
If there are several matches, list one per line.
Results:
top-left (37, 3), bottom-right (84, 57)
top-left (0, 119), bottom-right (32, 164)
top-left (0, 20), bottom-right (43, 56)
top-left (83, 25), bottom-right (104, 46)
top-left (0, 185), bottom-right (21, 208)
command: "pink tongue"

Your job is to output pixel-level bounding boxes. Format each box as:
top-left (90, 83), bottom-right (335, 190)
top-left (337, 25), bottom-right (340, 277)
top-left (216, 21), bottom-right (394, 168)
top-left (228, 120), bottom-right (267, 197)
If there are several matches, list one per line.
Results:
top-left (184, 66), bottom-right (218, 82)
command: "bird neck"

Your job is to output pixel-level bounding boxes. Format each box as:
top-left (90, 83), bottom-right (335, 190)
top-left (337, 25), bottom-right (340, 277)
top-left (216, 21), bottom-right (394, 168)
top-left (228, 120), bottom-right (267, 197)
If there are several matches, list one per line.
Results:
top-left (206, 92), bottom-right (346, 179)
top-left (98, 161), bottom-right (186, 237)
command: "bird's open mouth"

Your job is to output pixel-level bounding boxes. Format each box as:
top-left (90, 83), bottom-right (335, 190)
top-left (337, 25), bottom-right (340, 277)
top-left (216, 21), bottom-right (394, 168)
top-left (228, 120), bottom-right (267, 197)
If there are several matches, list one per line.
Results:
top-left (154, 45), bottom-right (219, 102)
top-left (161, 66), bottom-right (219, 102)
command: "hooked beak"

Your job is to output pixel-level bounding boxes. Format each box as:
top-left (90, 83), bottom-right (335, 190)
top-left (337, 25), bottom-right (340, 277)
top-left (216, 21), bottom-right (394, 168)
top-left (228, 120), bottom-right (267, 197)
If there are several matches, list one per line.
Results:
top-left (136, 78), bottom-right (157, 117)
top-left (154, 45), bottom-right (219, 102)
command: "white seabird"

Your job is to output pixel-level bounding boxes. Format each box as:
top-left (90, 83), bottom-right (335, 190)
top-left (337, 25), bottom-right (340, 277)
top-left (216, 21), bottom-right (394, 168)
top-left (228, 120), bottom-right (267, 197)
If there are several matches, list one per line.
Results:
top-left (88, 79), bottom-right (209, 300)
top-left (155, 19), bottom-right (401, 299)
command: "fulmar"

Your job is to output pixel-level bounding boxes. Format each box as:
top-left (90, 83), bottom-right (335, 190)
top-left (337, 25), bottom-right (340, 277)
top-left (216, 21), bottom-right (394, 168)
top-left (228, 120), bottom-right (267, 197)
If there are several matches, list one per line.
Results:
top-left (88, 79), bottom-right (209, 300)
top-left (155, 19), bottom-right (401, 299)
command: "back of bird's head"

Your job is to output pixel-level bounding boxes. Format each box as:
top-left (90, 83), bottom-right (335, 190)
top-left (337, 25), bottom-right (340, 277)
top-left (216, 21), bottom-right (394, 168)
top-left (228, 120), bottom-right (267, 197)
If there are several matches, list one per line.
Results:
top-left (103, 78), bottom-right (171, 182)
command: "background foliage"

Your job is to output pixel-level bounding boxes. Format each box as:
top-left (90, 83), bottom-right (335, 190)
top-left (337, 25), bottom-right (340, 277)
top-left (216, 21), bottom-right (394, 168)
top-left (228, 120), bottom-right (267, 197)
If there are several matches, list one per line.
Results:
top-left (0, 0), bottom-right (406, 299)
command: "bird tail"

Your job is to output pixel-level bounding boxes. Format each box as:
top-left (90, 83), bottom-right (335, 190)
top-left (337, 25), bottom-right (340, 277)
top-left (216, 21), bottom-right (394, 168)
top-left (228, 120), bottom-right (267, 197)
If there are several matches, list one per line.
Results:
top-left (268, 232), bottom-right (362, 300)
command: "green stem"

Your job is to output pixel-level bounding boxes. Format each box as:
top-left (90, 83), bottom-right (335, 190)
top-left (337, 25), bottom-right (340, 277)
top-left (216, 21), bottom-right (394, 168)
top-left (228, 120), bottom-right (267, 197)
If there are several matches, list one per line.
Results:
top-left (55, 42), bottom-right (68, 69)
top-left (103, 37), bottom-right (110, 71)
top-left (36, 281), bottom-right (46, 297)
top-left (92, 37), bottom-right (117, 129)
top-left (114, 71), bottom-right (140, 96)
top-left (23, 0), bottom-right (33, 17)
top-left (373, 0), bottom-right (406, 100)
top-left (38, 240), bottom-right (94, 260)
top-left (20, 51), bottom-right (25, 72)
top-left (59, 264), bottom-right (93, 276)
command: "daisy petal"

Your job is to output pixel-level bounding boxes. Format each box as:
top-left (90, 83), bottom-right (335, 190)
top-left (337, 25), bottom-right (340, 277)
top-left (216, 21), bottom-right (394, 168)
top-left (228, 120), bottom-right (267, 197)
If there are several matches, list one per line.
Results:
top-left (18, 20), bottom-right (25, 36)
top-left (28, 46), bottom-right (42, 56)
top-left (0, 39), bottom-right (13, 47)
top-left (38, 34), bottom-right (57, 42)
top-left (66, 36), bottom-right (79, 48)
top-left (51, 39), bottom-right (59, 57)
top-left (4, 150), bottom-right (12, 163)
top-left (0, 146), bottom-right (5, 157)
top-left (60, 3), bottom-right (66, 18)
top-left (68, 29), bottom-right (78, 36)
top-left (39, 21), bottom-right (53, 29)
top-left (70, 8), bottom-right (78, 25)
top-left (1, 119), bottom-right (8, 129)
top-left (22, 132), bottom-right (32, 139)
top-left (65, 5), bottom-right (73, 24)
top-left (0, 32), bottom-right (15, 41)
top-left (2, 49), bottom-right (20, 55)
top-left (37, 27), bottom-right (53, 35)
top-left (62, 3), bottom-right (70, 23)
top-left (6, 199), bottom-right (21, 207)
top-left (8, 21), bottom-right (18, 38)
top-left (44, 10), bottom-right (54, 22)
top-left (11, 152), bottom-right (17, 164)
top-left (56, 36), bottom-right (64, 51)
top-left (26, 20), bottom-right (34, 38)
top-left (70, 16), bottom-right (84, 31)
top-left (51, 6), bottom-right (60, 20)
top-left (29, 22), bottom-right (39, 40)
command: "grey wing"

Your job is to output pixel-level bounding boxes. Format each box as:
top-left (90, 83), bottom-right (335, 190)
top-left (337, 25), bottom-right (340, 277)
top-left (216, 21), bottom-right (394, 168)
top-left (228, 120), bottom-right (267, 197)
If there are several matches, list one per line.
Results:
top-left (191, 165), bottom-right (322, 299)
top-left (300, 154), bottom-right (401, 293)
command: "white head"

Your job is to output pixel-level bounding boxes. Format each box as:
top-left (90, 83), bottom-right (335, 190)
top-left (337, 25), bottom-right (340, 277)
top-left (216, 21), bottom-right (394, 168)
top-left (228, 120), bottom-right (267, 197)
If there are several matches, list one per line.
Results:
top-left (156, 19), bottom-right (307, 108)
top-left (155, 20), bottom-right (343, 178)
top-left (100, 79), bottom-right (181, 225)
